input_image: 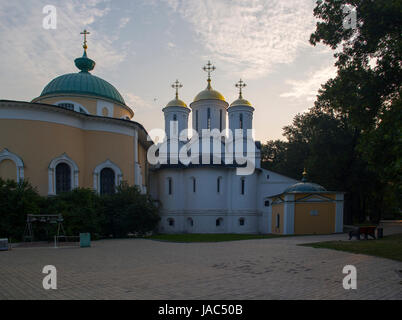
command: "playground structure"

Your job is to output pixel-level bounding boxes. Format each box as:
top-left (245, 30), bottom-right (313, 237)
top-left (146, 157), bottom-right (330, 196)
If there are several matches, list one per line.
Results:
top-left (23, 214), bottom-right (65, 242)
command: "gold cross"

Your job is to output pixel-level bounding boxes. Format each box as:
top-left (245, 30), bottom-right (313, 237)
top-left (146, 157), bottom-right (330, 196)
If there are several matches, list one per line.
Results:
top-left (203, 61), bottom-right (216, 89)
top-left (235, 79), bottom-right (247, 99)
top-left (80, 29), bottom-right (90, 51)
top-left (171, 79), bottom-right (183, 99)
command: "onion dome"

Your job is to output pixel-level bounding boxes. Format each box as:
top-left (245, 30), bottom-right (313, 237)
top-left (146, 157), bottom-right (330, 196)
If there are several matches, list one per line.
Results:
top-left (165, 80), bottom-right (187, 108)
top-left (193, 61), bottom-right (225, 103)
top-left (36, 30), bottom-right (125, 106)
top-left (284, 169), bottom-right (327, 193)
top-left (230, 79), bottom-right (252, 107)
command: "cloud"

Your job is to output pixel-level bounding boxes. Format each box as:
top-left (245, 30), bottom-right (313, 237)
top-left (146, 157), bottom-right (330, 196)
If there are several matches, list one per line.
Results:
top-left (0, 0), bottom-right (126, 100)
top-left (280, 64), bottom-right (337, 102)
top-left (118, 17), bottom-right (131, 29)
top-left (163, 0), bottom-right (317, 79)
top-left (123, 92), bottom-right (155, 110)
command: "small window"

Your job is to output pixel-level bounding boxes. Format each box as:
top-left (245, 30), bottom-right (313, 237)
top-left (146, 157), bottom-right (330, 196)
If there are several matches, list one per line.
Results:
top-left (276, 214), bottom-right (280, 228)
top-left (216, 218), bottom-right (223, 227)
top-left (264, 200), bottom-right (270, 207)
top-left (310, 210), bottom-right (319, 216)
top-left (192, 178), bottom-right (196, 193)
top-left (58, 103), bottom-right (74, 110)
top-left (241, 178), bottom-right (245, 195)
top-left (187, 218), bottom-right (194, 227)
top-left (196, 110), bottom-right (199, 132)
top-left (207, 108), bottom-right (211, 129)
top-left (217, 177), bottom-right (221, 193)
top-left (240, 113), bottom-right (243, 129)
top-left (219, 109), bottom-right (222, 131)
top-left (266, 174), bottom-right (270, 180)
top-left (168, 218), bottom-right (175, 227)
top-left (168, 178), bottom-right (172, 195)
top-left (239, 218), bottom-right (245, 226)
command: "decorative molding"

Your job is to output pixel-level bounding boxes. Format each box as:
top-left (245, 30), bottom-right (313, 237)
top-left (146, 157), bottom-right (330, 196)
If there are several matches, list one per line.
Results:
top-left (93, 159), bottom-right (123, 193)
top-left (0, 148), bottom-right (25, 182)
top-left (48, 153), bottom-right (79, 195)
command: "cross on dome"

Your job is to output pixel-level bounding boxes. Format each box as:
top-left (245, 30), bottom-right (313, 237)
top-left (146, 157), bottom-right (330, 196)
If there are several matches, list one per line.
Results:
top-left (80, 29), bottom-right (91, 51)
top-left (235, 79), bottom-right (247, 99)
top-left (171, 79), bottom-right (183, 100)
top-left (203, 61), bottom-right (216, 89)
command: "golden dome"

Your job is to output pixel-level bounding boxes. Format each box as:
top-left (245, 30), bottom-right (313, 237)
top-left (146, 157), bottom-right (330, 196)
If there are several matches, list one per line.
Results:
top-left (166, 98), bottom-right (187, 108)
top-left (193, 87), bottom-right (225, 102)
top-left (230, 98), bottom-right (252, 107)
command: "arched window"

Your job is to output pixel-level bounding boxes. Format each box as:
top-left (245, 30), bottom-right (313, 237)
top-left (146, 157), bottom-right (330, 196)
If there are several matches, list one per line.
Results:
top-left (173, 114), bottom-right (178, 135)
top-left (100, 168), bottom-right (115, 195)
top-left (276, 214), bottom-right (280, 228)
top-left (48, 153), bottom-right (79, 195)
top-left (93, 160), bottom-right (123, 194)
top-left (55, 163), bottom-right (71, 194)
top-left (239, 113), bottom-right (243, 129)
top-left (187, 218), bottom-right (194, 227)
top-left (239, 218), bottom-right (245, 226)
top-left (216, 218), bottom-right (223, 227)
top-left (207, 108), bottom-right (211, 129)
top-left (168, 218), bottom-right (175, 227)
top-left (0, 148), bottom-right (24, 183)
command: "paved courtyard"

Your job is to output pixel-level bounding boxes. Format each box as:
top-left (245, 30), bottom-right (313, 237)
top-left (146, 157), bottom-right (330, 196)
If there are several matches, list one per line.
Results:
top-left (0, 234), bottom-right (401, 300)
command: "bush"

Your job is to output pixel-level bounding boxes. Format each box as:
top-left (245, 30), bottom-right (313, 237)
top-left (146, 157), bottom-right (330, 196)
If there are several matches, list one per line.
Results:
top-left (0, 178), bottom-right (160, 241)
top-left (0, 178), bottom-right (43, 241)
top-left (101, 183), bottom-right (160, 238)
top-left (43, 188), bottom-right (104, 239)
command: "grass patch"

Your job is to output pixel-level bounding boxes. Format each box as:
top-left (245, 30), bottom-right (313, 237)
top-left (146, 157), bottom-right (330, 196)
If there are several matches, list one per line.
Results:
top-left (147, 233), bottom-right (284, 242)
top-left (300, 233), bottom-right (402, 262)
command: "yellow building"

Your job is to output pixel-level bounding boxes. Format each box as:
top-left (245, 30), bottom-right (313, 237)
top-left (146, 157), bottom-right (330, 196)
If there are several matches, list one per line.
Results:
top-left (270, 170), bottom-right (344, 235)
top-left (0, 32), bottom-right (151, 196)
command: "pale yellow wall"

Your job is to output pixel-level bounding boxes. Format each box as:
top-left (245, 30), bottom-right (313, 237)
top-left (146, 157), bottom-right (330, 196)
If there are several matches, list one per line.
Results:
top-left (271, 203), bottom-right (284, 234)
top-left (138, 143), bottom-right (147, 185)
top-left (0, 159), bottom-right (17, 181)
top-left (0, 119), bottom-right (139, 195)
top-left (294, 201), bottom-right (335, 235)
top-left (34, 95), bottom-right (132, 119)
top-left (37, 96), bottom-right (97, 115)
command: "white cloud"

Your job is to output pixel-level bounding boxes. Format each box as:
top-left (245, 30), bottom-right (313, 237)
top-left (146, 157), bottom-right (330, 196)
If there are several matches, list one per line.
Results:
top-left (280, 64), bottom-right (337, 102)
top-left (123, 92), bottom-right (155, 110)
top-left (0, 0), bottom-right (126, 100)
top-left (163, 0), bottom-right (317, 79)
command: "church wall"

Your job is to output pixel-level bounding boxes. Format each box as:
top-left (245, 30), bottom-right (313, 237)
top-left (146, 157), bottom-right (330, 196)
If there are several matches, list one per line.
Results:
top-left (0, 119), bottom-right (85, 195)
top-left (0, 118), bottom-right (139, 195)
top-left (294, 202), bottom-right (336, 234)
top-left (34, 95), bottom-right (133, 119)
top-left (271, 203), bottom-right (284, 234)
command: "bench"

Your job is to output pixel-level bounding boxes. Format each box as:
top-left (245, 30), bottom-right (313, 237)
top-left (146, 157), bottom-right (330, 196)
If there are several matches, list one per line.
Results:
top-left (349, 226), bottom-right (377, 240)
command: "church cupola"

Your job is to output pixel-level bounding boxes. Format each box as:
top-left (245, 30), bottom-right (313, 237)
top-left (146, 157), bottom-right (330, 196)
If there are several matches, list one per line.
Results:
top-left (228, 79), bottom-right (255, 134)
top-left (162, 80), bottom-right (190, 140)
top-left (190, 61), bottom-right (228, 135)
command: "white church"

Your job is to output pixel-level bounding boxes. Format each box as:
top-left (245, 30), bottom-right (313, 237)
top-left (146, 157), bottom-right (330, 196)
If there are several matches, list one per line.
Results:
top-left (149, 62), bottom-right (301, 234)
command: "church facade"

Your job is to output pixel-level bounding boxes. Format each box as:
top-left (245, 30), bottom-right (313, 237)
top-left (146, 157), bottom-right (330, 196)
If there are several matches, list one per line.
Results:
top-left (0, 32), bottom-right (150, 196)
top-left (0, 32), bottom-right (344, 235)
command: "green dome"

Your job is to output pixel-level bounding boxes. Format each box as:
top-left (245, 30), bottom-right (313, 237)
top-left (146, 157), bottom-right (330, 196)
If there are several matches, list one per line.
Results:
top-left (284, 182), bottom-right (327, 193)
top-left (39, 51), bottom-right (125, 105)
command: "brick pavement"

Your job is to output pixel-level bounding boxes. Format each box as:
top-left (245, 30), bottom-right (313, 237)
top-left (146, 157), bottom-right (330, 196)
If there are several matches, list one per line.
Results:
top-left (0, 234), bottom-right (401, 300)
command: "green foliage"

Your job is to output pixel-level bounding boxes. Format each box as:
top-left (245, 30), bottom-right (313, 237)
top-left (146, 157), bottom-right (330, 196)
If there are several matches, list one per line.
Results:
top-left (43, 188), bottom-right (104, 239)
top-left (101, 183), bottom-right (160, 238)
top-left (0, 178), bottom-right (42, 241)
top-left (0, 179), bottom-right (160, 241)
top-left (262, 0), bottom-right (401, 223)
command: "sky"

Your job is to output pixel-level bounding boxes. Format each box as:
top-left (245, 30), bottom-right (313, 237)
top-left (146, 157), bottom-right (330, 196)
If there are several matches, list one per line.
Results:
top-left (0, 0), bottom-right (337, 142)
